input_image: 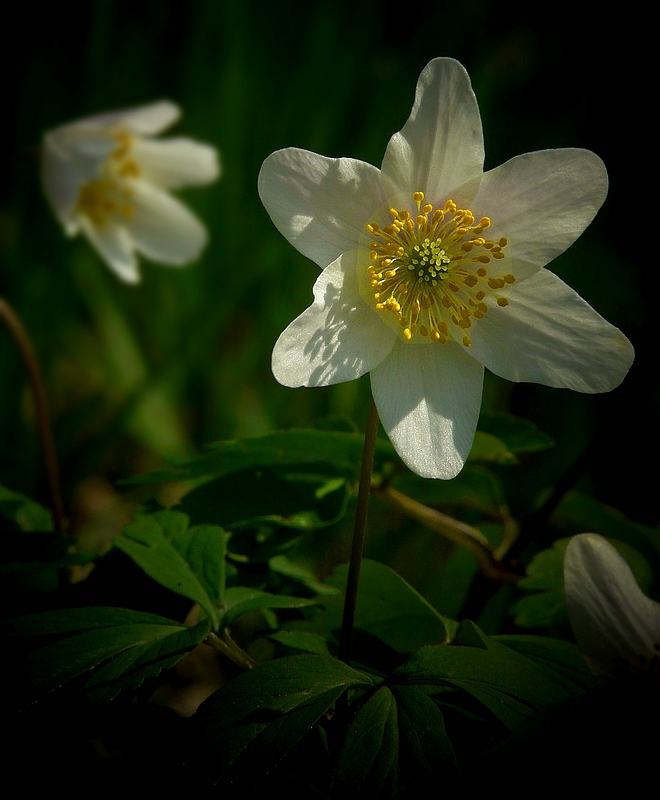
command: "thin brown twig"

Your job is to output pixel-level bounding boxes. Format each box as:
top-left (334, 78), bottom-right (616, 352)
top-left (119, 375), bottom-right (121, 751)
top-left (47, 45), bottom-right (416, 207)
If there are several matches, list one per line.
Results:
top-left (0, 296), bottom-right (65, 532)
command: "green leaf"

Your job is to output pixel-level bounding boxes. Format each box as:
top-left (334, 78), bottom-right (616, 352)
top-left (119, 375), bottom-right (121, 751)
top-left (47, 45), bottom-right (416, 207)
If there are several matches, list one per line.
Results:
top-left (334, 687), bottom-right (399, 797)
top-left (268, 630), bottom-right (332, 655)
top-left (493, 635), bottom-right (596, 692)
top-left (186, 654), bottom-right (372, 787)
top-left (0, 484), bottom-right (53, 532)
top-left (467, 431), bottom-right (518, 465)
top-left (478, 412), bottom-right (555, 453)
top-left (219, 586), bottom-right (318, 631)
top-left (123, 429), bottom-right (398, 486)
top-left (115, 511), bottom-right (226, 627)
top-left (3, 607), bottom-right (210, 707)
top-left (333, 685), bottom-right (463, 797)
top-left (179, 467), bottom-right (349, 530)
top-left (392, 629), bottom-right (573, 729)
top-left (316, 559), bottom-right (456, 654)
top-left (393, 685), bottom-right (462, 794)
top-left (269, 554), bottom-right (340, 595)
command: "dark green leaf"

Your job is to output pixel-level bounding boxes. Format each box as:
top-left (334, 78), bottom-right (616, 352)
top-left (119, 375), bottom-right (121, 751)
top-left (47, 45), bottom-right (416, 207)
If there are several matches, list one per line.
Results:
top-left (315, 559), bottom-right (456, 653)
top-left (334, 687), bottom-right (399, 797)
top-left (392, 630), bottom-right (572, 729)
top-left (4, 608), bottom-right (209, 707)
top-left (478, 412), bottom-right (555, 453)
top-left (467, 431), bottom-right (518, 465)
top-left (187, 654), bottom-right (372, 786)
top-left (179, 467), bottom-right (349, 530)
top-left (115, 512), bottom-right (221, 626)
top-left (0, 484), bottom-right (53, 532)
top-left (393, 685), bottom-right (462, 794)
top-left (268, 630), bottom-right (332, 655)
top-left (220, 586), bottom-right (318, 631)
top-left (123, 429), bottom-right (398, 486)
top-left (493, 635), bottom-right (596, 692)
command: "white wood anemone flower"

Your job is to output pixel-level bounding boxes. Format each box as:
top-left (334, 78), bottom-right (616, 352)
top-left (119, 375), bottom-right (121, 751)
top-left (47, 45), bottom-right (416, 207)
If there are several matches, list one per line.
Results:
top-left (259, 58), bottom-right (635, 479)
top-left (564, 533), bottom-right (660, 680)
top-left (42, 101), bottom-right (220, 283)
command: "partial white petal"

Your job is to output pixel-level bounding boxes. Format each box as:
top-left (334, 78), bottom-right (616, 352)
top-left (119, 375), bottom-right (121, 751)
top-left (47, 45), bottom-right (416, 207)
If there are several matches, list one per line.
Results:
top-left (41, 128), bottom-right (115, 229)
top-left (272, 251), bottom-right (397, 387)
top-left (370, 339), bottom-right (483, 479)
top-left (465, 269), bottom-right (634, 393)
top-left (131, 138), bottom-right (220, 189)
top-left (79, 217), bottom-right (139, 283)
top-left (125, 181), bottom-right (208, 265)
top-left (564, 534), bottom-right (660, 680)
top-left (381, 58), bottom-right (484, 205)
top-left (258, 148), bottom-right (386, 268)
top-left (469, 149), bottom-right (608, 278)
top-left (84, 101), bottom-right (181, 135)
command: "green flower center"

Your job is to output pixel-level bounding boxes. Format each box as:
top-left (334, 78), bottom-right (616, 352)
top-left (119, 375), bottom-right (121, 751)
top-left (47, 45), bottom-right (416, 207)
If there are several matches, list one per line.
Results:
top-left (364, 192), bottom-right (515, 346)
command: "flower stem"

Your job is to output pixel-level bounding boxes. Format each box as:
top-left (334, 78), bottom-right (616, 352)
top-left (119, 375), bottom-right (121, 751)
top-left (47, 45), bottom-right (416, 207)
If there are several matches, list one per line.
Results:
top-left (205, 630), bottom-right (257, 671)
top-left (339, 398), bottom-right (380, 666)
top-left (0, 297), bottom-right (65, 532)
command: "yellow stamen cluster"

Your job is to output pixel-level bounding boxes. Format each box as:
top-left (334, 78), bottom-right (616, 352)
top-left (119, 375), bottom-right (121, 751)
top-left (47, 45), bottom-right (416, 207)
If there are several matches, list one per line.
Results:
top-left (365, 192), bottom-right (514, 346)
top-left (75, 132), bottom-right (140, 228)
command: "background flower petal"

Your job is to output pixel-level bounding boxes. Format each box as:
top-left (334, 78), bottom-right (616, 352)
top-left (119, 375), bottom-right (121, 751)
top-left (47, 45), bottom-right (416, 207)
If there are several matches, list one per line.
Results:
top-left (126, 181), bottom-right (208, 265)
top-left (381, 57), bottom-right (484, 205)
top-left (86, 101), bottom-right (181, 135)
top-left (272, 251), bottom-right (397, 387)
top-left (131, 138), bottom-right (220, 189)
top-left (258, 148), bottom-right (386, 268)
top-left (79, 217), bottom-right (139, 283)
top-left (465, 269), bottom-right (634, 392)
top-left (564, 533), bottom-right (660, 679)
top-left (370, 339), bottom-right (484, 479)
top-left (468, 148), bottom-right (608, 277)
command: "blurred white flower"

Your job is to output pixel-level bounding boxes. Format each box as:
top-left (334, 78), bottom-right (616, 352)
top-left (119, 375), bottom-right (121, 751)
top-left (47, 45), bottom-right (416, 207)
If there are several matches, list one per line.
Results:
top-left (259, 58), bottom-right (634, 479)
top-left (42, 101), bottom-right (219, 283)
top-left (564, 533), bottom-right (660, 680)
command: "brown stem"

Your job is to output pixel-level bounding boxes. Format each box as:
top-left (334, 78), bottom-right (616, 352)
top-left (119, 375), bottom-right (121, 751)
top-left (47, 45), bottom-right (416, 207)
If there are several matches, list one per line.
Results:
top-left (378, 485), bottom-right (520, 584)
top-left (0, 297), bottom-right (65, 532)
top-left (339, 398), bottom-right (380, 666)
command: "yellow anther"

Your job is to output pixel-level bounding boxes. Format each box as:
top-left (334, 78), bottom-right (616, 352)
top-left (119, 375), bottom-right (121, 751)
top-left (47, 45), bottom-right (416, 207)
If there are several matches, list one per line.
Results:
top-left (492, 251), bottom-right (505, 259)
top-left (385, 270), bottom-right (396, 278)
top-left (444, 199), bottom-right (456, 212)
top-left (399, 318), bottom-right (408, 327)
top-left (503, 274), bottom-right (515, 284)
top-left (376, 303), bottom-right (385, 310)
top-left (389, 207), bottom-right (399, 218)
top-left (432, 210), bottom-right (444, 224)
top-left (497, 297), bottom-right (509, 307)
top-left (461, 243), bottom-right (474, 252)
top-left (499, 237), bottom-right (508, 247)
top-left (403, 328), bottom-right (413, 340)
top-left (476, 255), bottom-right (490, 264)
top-left (464, 275), bottom-right (478, 287)
top-left (487, 278), bottom-right (505, 289)
top-left (477, 303), bottom-right (488, 313)
top-left (370, 251), bottom-right (378, 261)
top-left (416, 215), bottom-right (427, 226)
top-left (448, 282), bottom-right (460, 293)
top-left (462, 335), bottom-right (472, 347)
top-left (476, 291), bottom-right (486, 300)
top-left (441, 296), bottom-right (453, 308)
top-left (430, 330), bottom-right (440, 341)
top-left (381, 259), bottom-right (393, 267)
top-left (411, 300), bottom-right (420, 315)
top-left (366, 223), bottom-right (376, 234)
top-left (422, 203), bottom-right (433, 214)
top-left (420, 325), bottom-right (429, 337)
top-left (478, 217), bottom-right (491, 229)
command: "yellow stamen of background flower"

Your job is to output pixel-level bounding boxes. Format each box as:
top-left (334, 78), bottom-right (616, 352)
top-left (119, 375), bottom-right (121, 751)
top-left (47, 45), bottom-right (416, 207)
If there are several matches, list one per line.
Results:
top-left (365, 193), bottom-right (514, 344)
top-left (75, 132), bottom-right (139, 228)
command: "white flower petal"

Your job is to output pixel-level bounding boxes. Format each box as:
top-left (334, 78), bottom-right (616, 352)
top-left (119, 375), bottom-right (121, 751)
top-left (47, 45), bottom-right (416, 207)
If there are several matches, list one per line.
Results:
top-left (465, 269), bottom-right (634, 393)
top-left (564, 534), bottom-right (660, 679)
top-left (272, 251), bottom-right (397, 387)
top-left (258, 148), bottom-right (386, 268)
top-left (130, 138), bottom-right (220, 189)
top-left (125, 181), bottom-right (208, 265)
top-left (381, 58), bottom-right (484, 205)
top-left (79, 217), bottom-right (139, 283)
top-left (467, 148), bottom-right (608, 278)
top-left (86, 101), bottom-right (181, 135)
top-left (370, 339), bottom-right (483, 479)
